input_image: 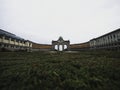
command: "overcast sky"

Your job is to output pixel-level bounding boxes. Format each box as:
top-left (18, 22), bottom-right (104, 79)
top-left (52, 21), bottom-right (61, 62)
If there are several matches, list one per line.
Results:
top-left (0, 0), bottom-right (120, 44)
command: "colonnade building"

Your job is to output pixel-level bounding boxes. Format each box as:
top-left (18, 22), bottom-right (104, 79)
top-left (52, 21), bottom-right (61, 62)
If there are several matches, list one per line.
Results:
top-left (0, 29), bottom-right (32, 51)
top-left (90, 28), bottom-right (120, 50)
top-left (1, 28), bottom-right (120, 52)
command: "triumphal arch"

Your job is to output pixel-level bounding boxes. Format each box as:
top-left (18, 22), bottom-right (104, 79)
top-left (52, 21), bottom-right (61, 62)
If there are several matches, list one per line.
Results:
top-left (52, 37), bottom-right (70, 51)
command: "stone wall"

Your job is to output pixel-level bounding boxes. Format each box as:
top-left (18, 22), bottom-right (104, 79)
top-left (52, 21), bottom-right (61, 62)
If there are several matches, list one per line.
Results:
top-left (32, 43), bottom-right (52, 51)
top-left (70, 42), bottom-right (90, 51)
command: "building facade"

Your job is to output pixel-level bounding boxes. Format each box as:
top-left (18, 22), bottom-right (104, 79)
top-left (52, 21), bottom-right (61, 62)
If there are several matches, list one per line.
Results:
top-left (0, 29), bottom-right (32, 51)
top-left (90, 28), bottom-right (120, 50)
top-left (1, 28), bottom-right (120, 52)
top-left (52, 37), bottom-right (70, 51)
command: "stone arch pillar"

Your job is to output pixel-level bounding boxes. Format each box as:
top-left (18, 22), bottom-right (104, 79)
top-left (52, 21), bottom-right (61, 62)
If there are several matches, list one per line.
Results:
top-left (62, 44), bottom-right (64, 50)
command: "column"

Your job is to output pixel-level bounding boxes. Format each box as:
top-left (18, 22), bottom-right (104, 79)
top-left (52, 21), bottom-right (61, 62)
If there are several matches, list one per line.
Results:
top-left (62, 44), bottom-right (64, 51)
top-left (52, 44), bottom-right (54, 50)
top-left (9, 38), bottom-right (11, 44)
top-left (58, 45), bottom-right (59, 51)
top-left (2, 36), bottom-right (5, 43)
top-left (67, 43), bottom-right (70, 50)
top-left (54, 45), bottom-right (55, 50)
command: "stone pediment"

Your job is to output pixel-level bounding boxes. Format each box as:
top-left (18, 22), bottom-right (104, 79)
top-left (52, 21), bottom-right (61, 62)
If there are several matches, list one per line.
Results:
top-left (57, 36), bottom-right (64, 43)
top-left (58, 36), bottom-right (63, 40)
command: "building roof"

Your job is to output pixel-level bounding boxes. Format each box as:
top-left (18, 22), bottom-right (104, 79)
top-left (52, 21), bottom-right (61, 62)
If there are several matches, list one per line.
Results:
top-left (0, 29), bottom-right (24, 40)
top-left (90, 28), bottom-right (120, 40)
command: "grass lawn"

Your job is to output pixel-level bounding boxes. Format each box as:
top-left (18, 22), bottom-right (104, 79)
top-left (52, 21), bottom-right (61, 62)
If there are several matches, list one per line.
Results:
top-left (0, 51), bottom-right (120, 90)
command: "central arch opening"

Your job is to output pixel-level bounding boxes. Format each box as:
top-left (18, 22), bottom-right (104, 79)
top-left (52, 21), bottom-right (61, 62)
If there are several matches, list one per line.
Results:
top-left (59, 45), bottom-right (63, 51)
